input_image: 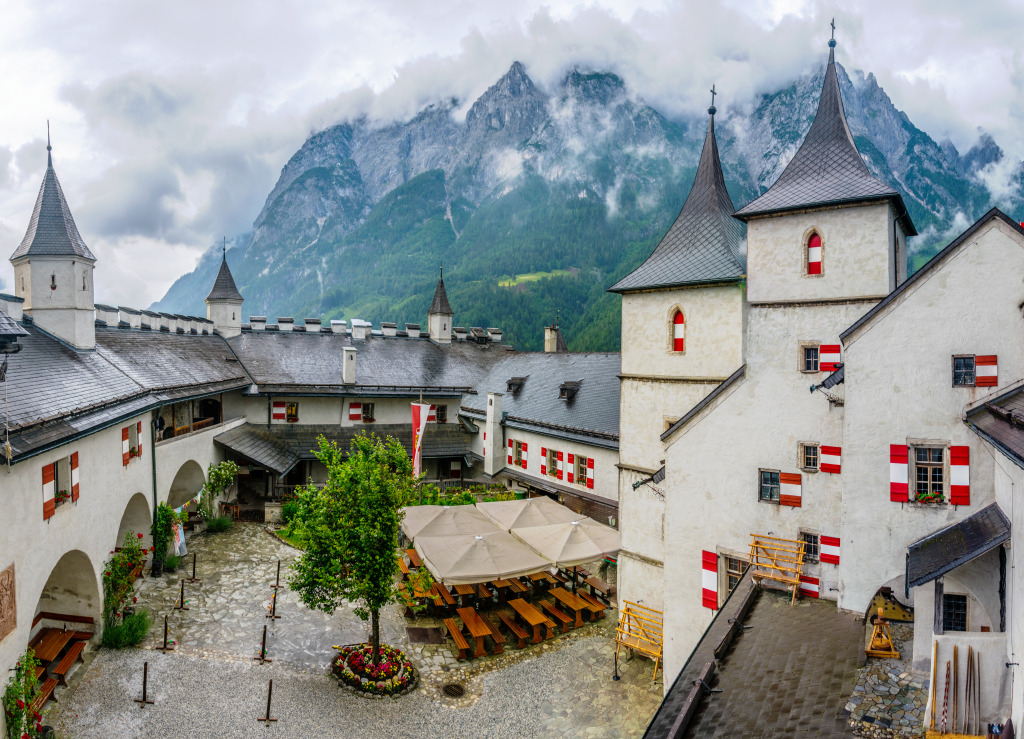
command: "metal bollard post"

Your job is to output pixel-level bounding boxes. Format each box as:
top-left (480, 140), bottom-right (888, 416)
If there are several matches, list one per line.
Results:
top-left (272, 560), bottom-right (282, 590)
top-left (266, 591), bottom-right (280, 620)
top-left (187, 553), bottom-right (200, 583)
top-left (159, 615), bottom-right (176, 652)
top-left (257, 679), bottom-right (278, 724)
top-left (133, 661), bottom-right (155, 706)
top-left (174, 579), bottom-right (190, 611)
top-left (253, 624), bottom-right (273, 664)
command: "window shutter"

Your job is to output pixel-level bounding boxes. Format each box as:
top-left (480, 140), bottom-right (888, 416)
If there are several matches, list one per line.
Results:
top-left (348, 402), bottom-right (361, 421)
top-left (567, 454), bottom-right (575, 483)
top-left (819, 345), bottom-right (841, 372)
top-left (428, 405), bottom-right (437, 422)
top-left (820, 446), bottom-right (841, 474)
top-left (820, 536), bottom-right (840, 565)
top-left (557, 451), bottom-right (564, 480)
top-left (521, 442), bottom-right (528, 468)
top-left (71, 452), bottom-right (80, 502)
top-left (42, 463), bottom-right (56, 520)
top-left (587, 457), bottom-right (595, 489)
top-left (541, 447), bottom-right (547, 476)
top-left (482, 431), bottom-right (486, 457)
top-left (807, 233), bottom-right (822, 275)
top-left (272, 401), bottom-right (287, 422)
top-left (507, 439), bottom-right (513, 466)
top-left (701, 551), bottom-right (718, 610)
top-left (976, 355), bottom-right (998, 387)
top-left (122, 427), bottom-right (130, 466)
top-left (950, 446), bottom-right (970, 505)
top-left (799, 575), bottom-right (820, 598)
top-left (673, 312), bottom-right (685, 352)
top-left (890, 445), bottom-right (908, 502)
top-left (779, 472), bottom-right (802, 507)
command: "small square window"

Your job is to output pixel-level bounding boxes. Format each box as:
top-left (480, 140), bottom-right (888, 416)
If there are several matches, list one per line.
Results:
top-left (800, 443), bottom-right (819, 471)
top-left (759, 470), bottom-right (780, 503)
top-left (513, 441), bottom-right (524, 466)
top-left (435, 405), bottom-right (447, 424)
top-left (799, 532), bottom-right (820, 563)
top-left (914, 446), bottom-right (944, 502)
top-left (802, 346), bottom-right (819, 373)
top-left (953, 356), bottom-right (976, 387)
top-left (546, 449), bottom-right (557, 477)
top-left (286, 402), bottom-right (299, 423)
top-left (725, 556), bottom-right (747, 594)
top-left (575, 456), bottom-right (590, 485)
top-left (942, 593), bottom-right (968, 632)
top-left (361, 403), bottom-right (375, 422)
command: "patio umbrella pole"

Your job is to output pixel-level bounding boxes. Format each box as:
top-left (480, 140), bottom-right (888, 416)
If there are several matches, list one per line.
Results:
top-left (572, 565), bottom-right (577, 595)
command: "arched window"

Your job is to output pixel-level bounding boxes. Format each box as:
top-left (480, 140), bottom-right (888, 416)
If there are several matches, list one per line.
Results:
top-left (807, 233), bottom-right (822, 275)
top-left (672, 311), bottom-right (685, 352)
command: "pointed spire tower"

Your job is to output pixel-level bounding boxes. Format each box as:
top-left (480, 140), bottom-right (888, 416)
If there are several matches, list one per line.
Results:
top-left (609, 93), bottom-right (745, 293)
top-left (10, 132), bottom-right (98, 349)
top-left (427, 267), bottom-right (454, 344)
top-left (205, 239), bottom-right (244, 337)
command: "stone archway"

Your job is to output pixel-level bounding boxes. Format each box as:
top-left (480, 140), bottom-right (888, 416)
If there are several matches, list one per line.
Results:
top-left (33, 550), bottom-right (101, 633)
top-left (115, 492), bottom-right (152, 552)
top-left (168, 460), bottom-right (205, 509)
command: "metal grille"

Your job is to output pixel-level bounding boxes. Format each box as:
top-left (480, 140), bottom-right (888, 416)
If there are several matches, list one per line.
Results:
top-left (942, 594), bottom-right (968, 632)
top-left (442, 683), bottom-right (465, 698)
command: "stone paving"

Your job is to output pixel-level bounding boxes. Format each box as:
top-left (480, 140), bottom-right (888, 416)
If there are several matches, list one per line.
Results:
top-left (846, 623), bottom-right (928, 738)
top-left (49, 523), bottom-right (663, 738)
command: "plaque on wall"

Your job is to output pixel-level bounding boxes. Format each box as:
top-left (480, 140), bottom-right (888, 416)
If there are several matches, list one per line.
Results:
top-left (0, 564), bottom-right (15, 643)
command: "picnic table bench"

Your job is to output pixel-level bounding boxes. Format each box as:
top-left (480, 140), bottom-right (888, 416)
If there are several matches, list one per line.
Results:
top-left (483, 616), bottom-right (505, 654)
top-left (584, 575), bottom-right (614, 602)
top-left (456, 607), bottom-right (493, 659)
top-left (577, 591), bottom-right (607, 620)
top-left (32, 678), bottom-right (57, 712)
top-left (443, 618), bottom-right (471, 660)
top-left (497, 611), bottom-right (530, 649)
top-left (551, 587), bottom-right (589, 629)
top-left (396, 555), bottom-right (410, 579)
top-left (52, 640), bottom-right (86, 686)
top-left (406, 548), bottom-right (422, 569)
top-left (539, 599), bottom-right (573, 633)
top-left (507, 579), bottom-right (528, 596)
top-left (433, 582), bottom-right (456, 607)
top-left (453, 584), bottom-right (476, 608)
top-left (34, 629), bottom-right (75, 665)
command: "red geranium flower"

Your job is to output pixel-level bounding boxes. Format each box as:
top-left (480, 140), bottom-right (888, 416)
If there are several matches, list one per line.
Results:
top-left (138, 532), bottom-right (144, 538)
top-left (16, 699), bottom-right (24, 708)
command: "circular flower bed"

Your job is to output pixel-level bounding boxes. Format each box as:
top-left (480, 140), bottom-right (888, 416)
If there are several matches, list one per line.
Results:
top-left (332, 643), bottom-right (418, 697)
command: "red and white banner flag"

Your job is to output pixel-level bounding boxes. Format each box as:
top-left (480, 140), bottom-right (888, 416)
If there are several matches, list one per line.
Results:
top-left (411, 403), bottom-right (431, 477)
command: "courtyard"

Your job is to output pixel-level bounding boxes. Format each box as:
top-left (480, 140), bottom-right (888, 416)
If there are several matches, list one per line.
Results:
top-left (49, 524), bottom-right (662, 738)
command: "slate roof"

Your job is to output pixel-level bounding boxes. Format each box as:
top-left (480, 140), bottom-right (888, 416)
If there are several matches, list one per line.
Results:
top-left (906, 503), bottom-right (1010, 588)
top-left (214, 425), bottom-right (300, 475)
top-left (429, 273), bottom-right (454, 315)
top-left (460, 352), bottom-right (621, 445)
top-left (967, 384), bottom-right (1024, 468)
top-left (10, 150), bottom-right (96, 261)
top-left (734, 43), bottom-right (916, 236)
top-left (0, 308), bottom-right (28, 339)
top-left (206, 253), bottom-right (243, 302)
top-left (610, 110), bottom-right (746, 293)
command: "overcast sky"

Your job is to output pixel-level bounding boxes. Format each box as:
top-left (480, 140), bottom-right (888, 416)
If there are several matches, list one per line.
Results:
top-left (1, 0), bottom-right (1022, 307)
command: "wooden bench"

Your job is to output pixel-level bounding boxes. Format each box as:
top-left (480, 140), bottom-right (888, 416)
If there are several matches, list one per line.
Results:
top-left (477, 582), bottom-right (493, 599)
top-left (31, 678), bottom-right (57, 712)
top-left (540, 599), bottom-right (573, 633)
top-left (396, 556), bottom-right (410, 579)
top-left (69, 631), bottom-right (93, 642)
top-left (577, 591), bottom-right (607, 619)
top-left (34, 666), bottom-right (45, 681)
top-left (52, 640), bottom-right (86, 686)
top-left (497, 611), bottom-right (530, 649)
top-left (443, 618), bottom-right (470, 661)
top-left (483, 616), bottom-right (505, 654)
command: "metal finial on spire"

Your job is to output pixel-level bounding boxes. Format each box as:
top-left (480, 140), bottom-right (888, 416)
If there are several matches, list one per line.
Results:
top-left (708, 84), bottom-right (717, 116)
top-left (829, 17), bottom-right (837, 47)
top-left (222, 236), bottom-right (226, 259)
top-left (46, 121), bottom-right (51, 152)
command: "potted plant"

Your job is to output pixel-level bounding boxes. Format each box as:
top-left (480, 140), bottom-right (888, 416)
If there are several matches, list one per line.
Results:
top-left (150, 503), bottom-right (179, 577)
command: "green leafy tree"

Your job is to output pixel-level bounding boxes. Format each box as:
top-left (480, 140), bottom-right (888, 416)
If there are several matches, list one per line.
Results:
top-left (199, 460), bottom-right (238, 521)
top-left (289, 434), bottom-right (412, 665)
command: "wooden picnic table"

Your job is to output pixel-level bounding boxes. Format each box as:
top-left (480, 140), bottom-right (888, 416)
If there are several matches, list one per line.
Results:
top-left (550, 587), bottom-right (589, 629)
top-left (584, 576), bottom-right (611, 600)
top-left (508, 598), bottom-right (550, 644)
top-left (396, 555), bottom-right (410, 578)
top-left (491, 580), bottom-right (513, 603)
top-left (452, 584), bottom-right (475, 608)
top-left (432, 582), bottom-right (456, 607)
top-left (34, 628), bottom-right (74, 664)
top-left (406, 548), bottom-right (422, 568)
top-left (456, 607), bottom-right (492, 658)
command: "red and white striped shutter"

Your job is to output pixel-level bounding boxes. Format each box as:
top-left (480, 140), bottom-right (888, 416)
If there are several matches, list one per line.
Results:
top-left (541, 447), bottom-right (547, 475)
top-left (482, 431), bottom-right (486, 457)
top-left (507, 439), bottom-right (513, 465)
top-left (779, 472), bottom-right (802, 507)
top-left (673, 312), bottom-right (685, 352)
top-left (807, 233), bottom-right (822, 275)
top-left (820, 446), bottom-right (841, 474)
top-left (71, 452), bottom-right (80, 502)
top-left (557, 451), bottom-right (564, 480)
top-left (348, 402), bottom-right (361, 421)
top-left (950, 446), bottom-right (970, 505)
top-left (42, 463), bottom-right (56, 520)
top-left (799, 575), bottom-right (820, 599)
top-left (521, 442), bottom-right (528, 468)
top-left (567, 454), bottom-right (575, 483)
top-left (122, 427), bottom-right (130, 466)
top-left (272, 401), bottom-right (287, 422)
top-left (820, 536), bottom-right (840, 565)
top-left (428, 405), bottom-right (437, 422)
top-left (819, 345), bottom-right (841, 372)
top-left (587, 457), bottom-right (595, 489)
top-left (137, 421), bottom-right (143, 456)
top-left (701, 551), bottom-right (718, 610)
top-left (976, 355), bottom-right (998, 387)
top-left (890, 445), bottom-right (909, 503)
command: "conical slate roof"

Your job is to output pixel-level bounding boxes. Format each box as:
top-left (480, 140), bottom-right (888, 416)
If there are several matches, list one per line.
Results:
top-left (206, 251), bottom-right (243, 302)
top-left (429, 271), bottom-right (453, 315)
top-left (609, 108), bottom-right (745, 293)
top-left (10, 149), bottom-right (96, 261)
top-left (735, 42), bottom-right (916, 235)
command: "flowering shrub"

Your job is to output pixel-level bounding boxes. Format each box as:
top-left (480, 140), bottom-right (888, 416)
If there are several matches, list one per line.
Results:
top-left (102, 531), bottom-right (146, 626)
top-left (2, 649), bottom-right (42, 738)
top-left (333, 644), bottom-right (415, 696)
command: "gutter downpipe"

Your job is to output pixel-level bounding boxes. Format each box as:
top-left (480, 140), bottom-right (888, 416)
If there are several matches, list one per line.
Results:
top-left (151, 405), bottom-right (162, 525)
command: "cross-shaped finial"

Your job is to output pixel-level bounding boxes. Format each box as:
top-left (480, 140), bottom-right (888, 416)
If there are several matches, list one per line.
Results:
top-left (831, 17), bottom-right (836, 40)
top-left (709, 84), bottom-right (717, 109)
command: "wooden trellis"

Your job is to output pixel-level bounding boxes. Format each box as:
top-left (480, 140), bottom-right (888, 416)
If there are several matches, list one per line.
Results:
top-left (748, 534), bottom-right (806, 604)
top-left (615, 601), bottom-right (664, 682)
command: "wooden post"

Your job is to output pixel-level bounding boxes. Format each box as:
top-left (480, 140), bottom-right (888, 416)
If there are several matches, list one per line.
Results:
top-left (187, 553), bottom-right (200, 583)
top-left (133, 662), bottom-right (155, 707)
top-left (159, 615), bottom-right (175, 653)
top-left (272, 560), bottom-right (282, 590)
top-left (257, 679), bottom-right (278, 724)
top-left (253, 625), bottom-right (273, 664)
top-left (266, 591), bottom-right (280, 619)
top-left (175, 579), bottom-right (190, 611)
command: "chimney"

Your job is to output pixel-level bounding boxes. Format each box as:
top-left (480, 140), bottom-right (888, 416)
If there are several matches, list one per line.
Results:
top-left (94, 304), bottom-right (119, 326)
top-left (159, 313), bottom-right (175, 332)
top-left (487, 328), bottom-right (503, 343)
top-left (405, 323), bottom-right (421, 339)
top-left (330, 320), bottom-right (347, 334)
top-left (304, 318), bottom-right (321, 332)
top-left (484, 392), bottom-right (504, 478)
top-left (278, 317), bottom-right (294, 332)
top-left (250, 316), bottom-right (266, 331)
top-left (352, 319), bottom-right (371, 340)
top-left (544, 324), bottom-right (567, 353)
top-left (343, 346), bottom-right (357, 384)
top-left (119, 307), bottom-right (141, 329)
top-left (0, 293), bottom-right (24, 321)
top-left (381, 322), bottom-right (398, 337)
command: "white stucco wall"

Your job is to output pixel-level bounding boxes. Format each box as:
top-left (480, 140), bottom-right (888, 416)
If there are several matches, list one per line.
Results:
top-left (501, 427), bottom-right (618, 505)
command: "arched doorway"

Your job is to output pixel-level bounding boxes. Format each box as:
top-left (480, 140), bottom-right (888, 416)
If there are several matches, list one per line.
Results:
top-left (115, 492), bottom-right (152, 552)
top-left (33, 550), bottom-right (100, 635)
top-left (168, 460), bottom-right (205, 508)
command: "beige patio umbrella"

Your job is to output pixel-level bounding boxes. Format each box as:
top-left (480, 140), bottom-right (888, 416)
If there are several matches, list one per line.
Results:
top-left (414, 531), bottom-right (553, 585)
top-left (477, 496), bottom-right (581, 531)
top-left (511, 518), bottom-right (621, 592)
top-left (400, 505), bottom-right (500, 540)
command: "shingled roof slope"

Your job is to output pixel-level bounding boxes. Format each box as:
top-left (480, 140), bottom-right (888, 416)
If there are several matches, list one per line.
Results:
top-left (734, 42), bottom-right (916, 236)
top-left (610, 109), bottom-right (745, 293)
top-left (10, 150), bottom-right (96, 261)
top-left (206, 253), bottom-right (243, 302)
top-left (429, 272), bottom-right (454, 315)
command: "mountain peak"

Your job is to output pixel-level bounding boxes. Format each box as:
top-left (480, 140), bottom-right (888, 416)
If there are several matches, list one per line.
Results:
top-left (563, 69), bottom-right (626, 104)
top-left (465, 61), bottom-right (547, 139)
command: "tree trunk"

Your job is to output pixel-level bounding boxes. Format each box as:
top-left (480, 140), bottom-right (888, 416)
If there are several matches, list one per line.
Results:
top-left (371, 608), bottom-right (380, 665)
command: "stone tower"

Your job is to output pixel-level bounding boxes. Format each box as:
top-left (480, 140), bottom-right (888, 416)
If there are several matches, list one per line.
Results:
top-left (205, 245), bottom-right (244, 338)
top-left (427, 268), bottom-right (454, 344)
top-left (9, 142), bottom-right (97, 349)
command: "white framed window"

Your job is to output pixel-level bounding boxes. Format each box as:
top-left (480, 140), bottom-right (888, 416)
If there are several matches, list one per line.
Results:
top-left (913, 445), bottom-right (945, 503)
top-left (799, 531), bottom-right (820, 563)
top-left (546, 448), bottom-right (557, 477)
top-left (758, 469), bottom-right (780, 503)
top-left (574, 455), bottom-right (589, 486)
top-left (800, 344), bottom-right (819, 373)
top-left (798, 442), bottom-right (819, 472)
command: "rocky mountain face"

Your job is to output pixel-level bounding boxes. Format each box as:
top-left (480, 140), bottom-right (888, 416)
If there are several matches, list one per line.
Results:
top-left (153, 61), bottom-right (1021, 351)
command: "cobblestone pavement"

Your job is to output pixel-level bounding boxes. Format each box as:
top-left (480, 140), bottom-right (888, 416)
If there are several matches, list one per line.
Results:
top-left (50, 523), bottom-right (662, 738)
top-left (847, 623), bottom-right (928, 738)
